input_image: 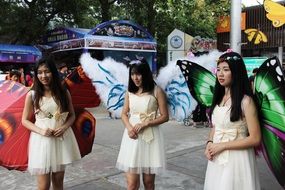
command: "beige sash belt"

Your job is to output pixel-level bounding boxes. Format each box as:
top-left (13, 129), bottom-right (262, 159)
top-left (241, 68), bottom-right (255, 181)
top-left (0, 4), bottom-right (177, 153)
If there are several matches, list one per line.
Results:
top-left (139, 112), bottom-right (156, 143)
top-left (214, 128), bottom-right (238, 165)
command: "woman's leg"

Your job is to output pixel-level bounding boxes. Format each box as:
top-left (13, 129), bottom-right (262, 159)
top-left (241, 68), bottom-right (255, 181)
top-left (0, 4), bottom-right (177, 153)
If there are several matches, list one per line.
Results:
top-left (36, 174), bottom-right (51, 190)
top-left (143, 173), bottom-right (155, 190)
top-left (51, 171), bottom-right (65, 190)
top-left (126, 172), bottom-right (140, 190)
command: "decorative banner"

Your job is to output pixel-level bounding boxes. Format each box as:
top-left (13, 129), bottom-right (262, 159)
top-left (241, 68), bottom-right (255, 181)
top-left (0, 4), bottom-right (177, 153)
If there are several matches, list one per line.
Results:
top-left (48, 21), bottom-right (157, 53)
top-left (189, 36), bottom-right (217, 53)
top-left (86, 37), bottom-right (156, 52)
top-left (44, 28), bottom-right (88, 44)
top-left (217, 12), bottom-right (246, 33)
top-left (264, 0), bottom-right (285, 28)
top-left (0, 44), bottom-right (42, 63)
top-left (89, 20), bottom-right (150, 39)
top-left (51, 39), bottom-right (85, 52)
top-left (244, 28), bottom-right (268, 44)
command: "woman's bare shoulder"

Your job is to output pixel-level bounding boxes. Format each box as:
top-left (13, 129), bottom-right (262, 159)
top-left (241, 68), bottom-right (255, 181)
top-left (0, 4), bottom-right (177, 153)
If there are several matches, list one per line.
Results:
top-left (155, 85), bottom-right (164, 93)
top-left (242, 95), bottom-right (254, 107)
top-left (26, 90), bottom-right (34, 98)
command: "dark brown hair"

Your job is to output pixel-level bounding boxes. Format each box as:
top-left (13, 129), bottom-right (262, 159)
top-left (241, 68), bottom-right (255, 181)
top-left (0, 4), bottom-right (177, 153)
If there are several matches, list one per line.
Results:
top-left (32, 55), bottom-right (69, 112)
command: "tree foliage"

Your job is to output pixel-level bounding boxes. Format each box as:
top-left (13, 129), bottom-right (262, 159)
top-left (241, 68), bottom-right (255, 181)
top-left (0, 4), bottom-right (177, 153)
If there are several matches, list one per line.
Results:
top-left (0, 0), bottom-right (230, 65)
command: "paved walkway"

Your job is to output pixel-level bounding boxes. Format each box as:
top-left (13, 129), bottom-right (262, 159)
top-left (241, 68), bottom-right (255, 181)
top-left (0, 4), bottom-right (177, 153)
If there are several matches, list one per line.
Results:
top-left (0, 107), bottom-right (282, 190)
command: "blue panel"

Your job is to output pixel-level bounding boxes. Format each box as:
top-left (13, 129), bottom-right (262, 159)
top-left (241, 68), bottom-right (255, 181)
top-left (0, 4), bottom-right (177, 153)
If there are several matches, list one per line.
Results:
top-left (0, 44), bottom-right (42, 63)
top-left (243, 57), bottom-right (267, 76)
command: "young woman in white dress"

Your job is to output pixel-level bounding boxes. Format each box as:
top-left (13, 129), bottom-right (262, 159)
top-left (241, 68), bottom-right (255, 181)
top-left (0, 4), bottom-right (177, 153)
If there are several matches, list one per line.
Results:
top-left (22, 56), bottom-right (81, 190)
top-left (204, 51), bottom-right (261, 190)
top-left (116, 59), bottom-right (169, 190)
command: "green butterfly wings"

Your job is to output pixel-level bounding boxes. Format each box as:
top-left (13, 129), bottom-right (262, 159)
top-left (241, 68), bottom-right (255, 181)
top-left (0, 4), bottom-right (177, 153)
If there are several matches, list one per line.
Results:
top-left (177, 57), bottom-right (285, 188)
top-left (177, 60), bottom-right (215, 107)
top-left (261, 125), bottom-right (285, 187)
top-left (254, 57), bottom-right (285, 187)
top-left (255, 57), bottom-right (285, 133)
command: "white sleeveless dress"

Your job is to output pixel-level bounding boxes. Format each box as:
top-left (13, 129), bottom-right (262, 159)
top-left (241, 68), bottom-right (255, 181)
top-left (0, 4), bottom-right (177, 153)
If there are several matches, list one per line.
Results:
top-left (28, 96), bottom-right (81, 175)
top-left (116, 91), bottom-right (165, 174)
top-left (204, 105), bottom-right (260, 190)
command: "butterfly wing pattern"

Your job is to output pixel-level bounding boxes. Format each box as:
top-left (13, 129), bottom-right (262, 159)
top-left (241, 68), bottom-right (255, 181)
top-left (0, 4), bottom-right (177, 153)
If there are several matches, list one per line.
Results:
top-left (0, 81), bottom-right (30, 170)
top-left (80, 53), bottom-right (128, 118)
top-left (0, 66), bottom-right (100, 170)
top-left (64, 66), bottom-right (101, 157)
top-left (254, 57), bottom-right (285, 188)
top-left (80, 53), bottom-right (198, 121)
top-left (264, 0), bottom-right (285, 28)
top-left (177, 60), bottom-right (216, 107)
top-left (176, 55), bottom-right (285, 187)
top-left (156, 61), bottom-right (197, 121)
top-left (244, 28), bottom-right (268, 45)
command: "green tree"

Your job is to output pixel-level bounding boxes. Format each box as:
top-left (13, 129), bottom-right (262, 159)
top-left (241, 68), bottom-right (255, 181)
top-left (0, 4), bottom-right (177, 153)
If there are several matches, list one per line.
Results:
top-left (0, 0), bottom-right (93, 44)
top-left (0, 0), bottom-right (230, 67)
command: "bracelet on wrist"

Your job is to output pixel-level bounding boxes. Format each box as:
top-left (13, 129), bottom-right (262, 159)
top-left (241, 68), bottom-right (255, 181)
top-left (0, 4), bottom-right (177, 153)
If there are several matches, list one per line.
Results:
top-left (206, 140), bottom-right (213, 145)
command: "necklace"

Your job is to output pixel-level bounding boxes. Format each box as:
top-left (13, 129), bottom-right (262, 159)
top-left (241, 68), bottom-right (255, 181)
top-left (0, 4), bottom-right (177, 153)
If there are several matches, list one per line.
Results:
top-left (222, 95), bottom-right (231, 106)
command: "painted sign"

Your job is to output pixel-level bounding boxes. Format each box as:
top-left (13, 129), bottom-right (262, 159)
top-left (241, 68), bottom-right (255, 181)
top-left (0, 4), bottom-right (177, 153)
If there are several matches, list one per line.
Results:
top-left (89, 20), bottom-right (150, 39)
top-left (217, 12), bottom-right (246, 33)
top-left (44, 28), bottom-right (88, 44)
top-left (189, 36), bottom-right (217, 53)
top-left (86, 37), bottom-right (156, 52)
top-left (264, 0), bottom-right (285, 27)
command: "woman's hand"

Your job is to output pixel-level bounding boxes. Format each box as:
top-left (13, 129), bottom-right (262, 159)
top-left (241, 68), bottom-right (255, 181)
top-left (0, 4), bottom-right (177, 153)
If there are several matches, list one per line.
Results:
top-left (40, 128), bottom-right (54, 137)
top-left (133, 122), bottom-right (149, 133)
top-left (208, 143), bottom-right (226, 157)
top-left (204, 142), bottom-right (213, 161)
top-left (127, 127), bottom-right (138, 139)
top-left (53, 126), bottom-right (68, 137)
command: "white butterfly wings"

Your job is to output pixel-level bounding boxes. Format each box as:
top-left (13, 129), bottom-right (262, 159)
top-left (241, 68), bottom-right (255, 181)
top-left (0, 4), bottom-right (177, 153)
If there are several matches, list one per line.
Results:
top-left (156, 61), bottom-right (197, 121)
top-left (187, 50), bottom-right (222, 73)
top-left (156, 50), bottom-right (221, 121)
top-left (80, 53), bottom-right (198, 121)
top-left (80, 53), bottom-right (128, 118)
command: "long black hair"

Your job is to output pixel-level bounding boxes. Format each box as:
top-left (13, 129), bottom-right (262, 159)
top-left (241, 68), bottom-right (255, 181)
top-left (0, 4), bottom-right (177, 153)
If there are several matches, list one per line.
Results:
top-left (32, 55), bottom-right (69, 112)
top-left (128, 59), bottom-right (155, 93)
top-left (210, 52), bottom-right (253, 121)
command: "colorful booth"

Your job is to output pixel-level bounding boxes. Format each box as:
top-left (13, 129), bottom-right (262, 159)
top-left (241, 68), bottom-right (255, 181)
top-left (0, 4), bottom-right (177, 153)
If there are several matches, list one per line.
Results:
top-left (44, 20), bottom-right (157, 73)
top-left (0, 44), bottom-right (41, 65)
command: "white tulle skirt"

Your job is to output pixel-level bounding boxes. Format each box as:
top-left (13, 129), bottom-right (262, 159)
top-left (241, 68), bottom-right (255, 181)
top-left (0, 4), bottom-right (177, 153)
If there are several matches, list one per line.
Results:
top-left (204, 148), bottom-right (260, 190)
top-left (28, 118), bottom-right (81, 175)
top-left (116, 116), bottom-right (165, 174)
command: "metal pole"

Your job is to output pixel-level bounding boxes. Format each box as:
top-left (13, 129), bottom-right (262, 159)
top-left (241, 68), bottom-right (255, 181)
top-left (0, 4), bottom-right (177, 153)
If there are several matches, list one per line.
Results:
top-left (278, 46), bottom-right (283, 64)
top-left (230, 0), bottom-right (242, 53)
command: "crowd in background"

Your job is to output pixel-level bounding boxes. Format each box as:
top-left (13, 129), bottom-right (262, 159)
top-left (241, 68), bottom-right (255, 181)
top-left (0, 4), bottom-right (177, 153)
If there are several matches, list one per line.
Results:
top-left (1, 62), bottom-right (72, 87)
top-left (4, 68), bottom-right (33, 86)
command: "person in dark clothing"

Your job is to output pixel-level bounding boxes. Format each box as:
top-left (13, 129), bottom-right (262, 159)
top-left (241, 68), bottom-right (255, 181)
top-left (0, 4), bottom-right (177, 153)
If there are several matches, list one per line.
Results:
top-left (192, 104), bottom-right (208, 127)
top-left (249, 68), bottom-right (258, 90)
top-left (58, 63), bottom-right (69, 81)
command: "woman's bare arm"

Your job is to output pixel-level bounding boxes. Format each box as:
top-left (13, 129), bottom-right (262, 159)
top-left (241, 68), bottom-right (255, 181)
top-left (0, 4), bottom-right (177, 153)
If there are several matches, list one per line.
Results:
top-left (21, 91), bottom-right (53, 136)
top-left (208, 96), bottom-right (261, 156)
